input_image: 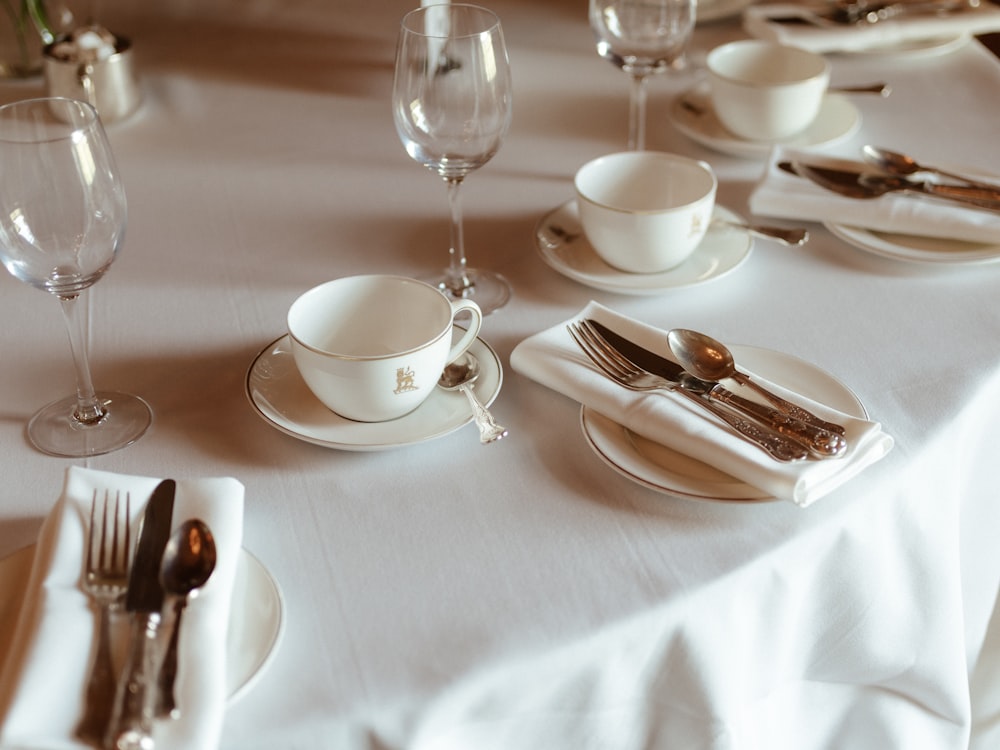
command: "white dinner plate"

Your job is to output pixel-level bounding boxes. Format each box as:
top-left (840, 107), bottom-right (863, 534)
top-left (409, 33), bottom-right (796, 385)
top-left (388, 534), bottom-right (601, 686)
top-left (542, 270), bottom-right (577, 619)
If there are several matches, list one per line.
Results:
top-left (0, 545), bottom-right (283, 703)
top-left (840, 33), bottom-right (969, 58)
top-left (246, 333), bottom-right (503, 451)
top-left (669, 83), bottom-right (860, 159)
top-left (534, 200), bottom-right (752, 295)
top-left (825, 221), bottom-right (1000, 265)
top-left (580, 345), bottom-right (868, 502)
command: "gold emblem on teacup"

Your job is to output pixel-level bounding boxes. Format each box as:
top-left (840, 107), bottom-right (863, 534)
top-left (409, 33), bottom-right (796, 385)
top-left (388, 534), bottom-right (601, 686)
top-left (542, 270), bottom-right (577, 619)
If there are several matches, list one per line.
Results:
top-left (394, 366), bottom-right (418, 394)
top-left (690, 213), bottom-right (705, 237)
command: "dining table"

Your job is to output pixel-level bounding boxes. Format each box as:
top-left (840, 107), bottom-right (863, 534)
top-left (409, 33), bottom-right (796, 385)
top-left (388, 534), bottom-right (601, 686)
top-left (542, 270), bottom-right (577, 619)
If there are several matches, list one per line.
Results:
top-left (1, 0), bottom-right (999, 748)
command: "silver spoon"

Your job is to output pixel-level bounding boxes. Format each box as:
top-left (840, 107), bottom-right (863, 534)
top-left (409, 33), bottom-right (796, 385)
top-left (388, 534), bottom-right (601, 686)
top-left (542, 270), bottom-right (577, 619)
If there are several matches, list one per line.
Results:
top-left (680, 82), bottom-right (890, 117)
top-left (666, 328), bottom-right (848, 438)
top-left (438, 353), bottom-right (507, 444)
top-left (861, 145), bottom-right (1000, 191)
top-left (542, 218), bottom-right (808, 248)
top-left (157, 519), bottom-right (217, 719)
top-left (712, 219), bottom-right (808, 247)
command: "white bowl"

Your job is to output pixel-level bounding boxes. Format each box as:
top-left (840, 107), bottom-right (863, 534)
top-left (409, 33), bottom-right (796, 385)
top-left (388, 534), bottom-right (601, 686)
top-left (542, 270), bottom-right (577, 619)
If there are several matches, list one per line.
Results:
top-left (707, 40), bottom-right (830, 142)
top-left (574, 151), bottom-right (717, 274)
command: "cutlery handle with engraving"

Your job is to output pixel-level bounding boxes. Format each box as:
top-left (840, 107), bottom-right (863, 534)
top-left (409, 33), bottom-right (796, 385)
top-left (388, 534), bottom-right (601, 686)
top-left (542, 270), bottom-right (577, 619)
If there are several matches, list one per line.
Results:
top-left (708, 386), bottom-right (847, 458)
top-left (732, 373), bottom-right (847, 436)
top-left (105, 613), bottom-right (162, 750)
top-left (673, 388), bottom-right (809, 462)
top-left (922, 182), bottom-right (1000, 210)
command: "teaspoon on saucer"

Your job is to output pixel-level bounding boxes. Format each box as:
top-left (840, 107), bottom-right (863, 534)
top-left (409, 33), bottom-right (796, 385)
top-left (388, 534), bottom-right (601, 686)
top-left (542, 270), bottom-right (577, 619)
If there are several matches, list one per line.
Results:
top-left (438, 353), bottom-right (507, 444)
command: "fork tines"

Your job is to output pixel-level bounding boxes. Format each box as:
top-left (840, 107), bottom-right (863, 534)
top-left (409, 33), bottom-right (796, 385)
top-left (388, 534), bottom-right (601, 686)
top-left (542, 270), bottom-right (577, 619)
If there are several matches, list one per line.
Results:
top-left (86, 490), bottom-right (131, 579)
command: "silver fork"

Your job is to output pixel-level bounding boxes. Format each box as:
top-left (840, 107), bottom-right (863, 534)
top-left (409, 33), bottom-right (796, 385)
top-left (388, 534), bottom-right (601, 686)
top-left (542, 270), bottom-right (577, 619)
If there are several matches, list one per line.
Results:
top-left (76, 490), bottom-right (131, 745)
top-left (568, 321), bottom-right (808, 462)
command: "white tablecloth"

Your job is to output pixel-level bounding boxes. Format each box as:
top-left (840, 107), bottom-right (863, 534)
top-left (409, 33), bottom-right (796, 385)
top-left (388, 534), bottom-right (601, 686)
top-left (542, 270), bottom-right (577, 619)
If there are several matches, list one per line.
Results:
top-left (0, 1), bottom-right (998, 748)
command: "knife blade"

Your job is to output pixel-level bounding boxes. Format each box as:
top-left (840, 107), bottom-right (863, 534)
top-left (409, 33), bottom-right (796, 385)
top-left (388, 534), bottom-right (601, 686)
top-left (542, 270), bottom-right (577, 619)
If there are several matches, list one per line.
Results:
top-left (587, 320), bottom-right (847, 458)
top-left (780, 160), bottom-right (1000, 211)
top-left (105, 479), bottom-right (176, 750)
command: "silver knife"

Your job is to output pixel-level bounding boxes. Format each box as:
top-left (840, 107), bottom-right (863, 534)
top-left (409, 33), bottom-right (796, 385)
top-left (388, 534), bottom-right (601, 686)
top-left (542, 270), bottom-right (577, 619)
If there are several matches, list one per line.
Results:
top-left (780, 160), bottom-right (1000, 211)
top-left (105, 479), bottom-right (176, 750)
top-left (588, 321), bottom-right (847, 459)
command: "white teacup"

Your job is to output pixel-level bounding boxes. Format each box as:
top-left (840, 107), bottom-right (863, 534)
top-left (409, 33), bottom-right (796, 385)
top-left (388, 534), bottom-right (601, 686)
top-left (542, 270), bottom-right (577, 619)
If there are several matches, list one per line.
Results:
top-left (574, 151), bottom-right (717, 274)
top-left (288, 275), bottom-right (483, 422)
top-left (706, 40), bottom-right (830, 142)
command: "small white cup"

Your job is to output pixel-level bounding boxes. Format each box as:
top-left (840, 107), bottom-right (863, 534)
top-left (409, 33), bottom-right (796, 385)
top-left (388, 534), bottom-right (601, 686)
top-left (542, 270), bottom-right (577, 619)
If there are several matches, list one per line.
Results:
top-left (288, 275), bottom-right (483, 422)
top-left (574, 151), bottom-right (717, 274)
top-left (706, 40), bottom-right (830, 142)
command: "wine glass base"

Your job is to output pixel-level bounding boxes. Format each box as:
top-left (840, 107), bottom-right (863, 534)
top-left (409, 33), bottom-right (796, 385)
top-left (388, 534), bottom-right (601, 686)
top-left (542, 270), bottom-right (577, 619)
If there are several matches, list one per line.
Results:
top-left (27, 391), bottom-right (153, 458)
top-left (428, 268), bottom-right (512, 316)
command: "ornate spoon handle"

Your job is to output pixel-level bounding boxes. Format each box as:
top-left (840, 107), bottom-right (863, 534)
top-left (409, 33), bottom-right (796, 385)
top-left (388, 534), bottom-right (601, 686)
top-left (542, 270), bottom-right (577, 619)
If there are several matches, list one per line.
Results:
top-left (732, 373), bottom-right (847, 436)
top-left (672, 388), bottom-right (808, 462)
top-left (460, 385), bottom-right (507, 444)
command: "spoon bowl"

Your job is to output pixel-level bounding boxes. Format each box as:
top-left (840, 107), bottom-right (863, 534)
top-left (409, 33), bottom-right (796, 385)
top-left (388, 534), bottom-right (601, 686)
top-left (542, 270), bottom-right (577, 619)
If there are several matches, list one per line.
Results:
top-left (157, 519), bottom-right (217, 718)
top-left (438, 353), bottom-right (507, 444)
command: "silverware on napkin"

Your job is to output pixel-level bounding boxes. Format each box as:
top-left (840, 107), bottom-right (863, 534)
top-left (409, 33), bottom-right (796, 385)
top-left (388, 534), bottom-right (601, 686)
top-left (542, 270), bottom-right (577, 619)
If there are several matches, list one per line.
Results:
top-left (769, 0), bottom-right (981, 26)
top-left (582, 320), bottom-right (846, 459)
top-left (105, 479), bottom-right (176, 750)
top-left (779, 160), bottom-right (1000, 212)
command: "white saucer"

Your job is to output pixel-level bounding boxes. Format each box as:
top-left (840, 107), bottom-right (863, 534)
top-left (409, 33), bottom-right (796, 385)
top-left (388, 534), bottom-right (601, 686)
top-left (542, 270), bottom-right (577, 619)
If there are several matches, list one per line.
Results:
top-left (534, 201), bottom-right (752, 295)
top-left (669, 83), bottom-right (860, 159)
top-left (246, 333), bottom-right (503, 451)
top-left (0, 545), bottom-right (283, 703)
top-left (580, 345), bottom-right (868, 501)
top-left (825, 222), bottom-right (1000, 265)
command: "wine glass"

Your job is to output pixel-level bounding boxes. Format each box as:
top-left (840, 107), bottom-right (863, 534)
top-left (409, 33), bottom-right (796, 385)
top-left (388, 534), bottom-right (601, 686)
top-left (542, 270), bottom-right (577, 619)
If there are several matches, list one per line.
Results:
top-left (590, 0), bottom-right (696, 151)
top-left (0, 97), bottom-right (151, 457)
top-left (392, 3), bottom-right (513, 315)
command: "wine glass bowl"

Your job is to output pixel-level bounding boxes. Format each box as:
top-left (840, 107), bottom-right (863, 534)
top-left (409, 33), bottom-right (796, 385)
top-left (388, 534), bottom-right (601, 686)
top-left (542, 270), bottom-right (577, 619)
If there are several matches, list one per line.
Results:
top-left (393, 3), bottom-right (513, 314)
top-left (590, 0), bottom-right (696, 150)
top-left (0, 97), bottom-right (151, 457)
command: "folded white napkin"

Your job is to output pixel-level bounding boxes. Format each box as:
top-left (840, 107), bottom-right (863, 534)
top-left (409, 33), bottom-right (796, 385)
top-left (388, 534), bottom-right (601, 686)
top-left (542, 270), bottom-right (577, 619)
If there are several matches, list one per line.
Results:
top-left (0, 466), bottom-right (245, 750)
top-left (743, 2), bottom-right (1000, 53)
top-left (749, 146), bottom-right (1000, 243)
top-left (510, 302), bottom-right (893, 506)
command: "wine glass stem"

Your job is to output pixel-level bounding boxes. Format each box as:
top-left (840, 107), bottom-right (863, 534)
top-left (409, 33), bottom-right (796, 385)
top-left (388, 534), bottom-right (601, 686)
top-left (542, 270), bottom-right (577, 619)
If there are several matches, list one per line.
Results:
top-left (58, 293), bottom-right (107, 425)
top-left (444, 176), bottom-right (473, 298)
top-left (628, 73), bottom-right (648, 151)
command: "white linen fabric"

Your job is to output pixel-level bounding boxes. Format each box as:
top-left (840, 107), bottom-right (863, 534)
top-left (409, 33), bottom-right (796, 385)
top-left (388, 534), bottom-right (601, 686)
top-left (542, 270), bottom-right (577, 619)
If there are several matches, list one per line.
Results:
top-left (743, 2), bottom-right (1000, 53)
top-left (0, 467), bottom-right (245, 750)
top-left (509, 302), bottom-right (893, 506)
top-left (749, 146), bottom-right (1000, 242)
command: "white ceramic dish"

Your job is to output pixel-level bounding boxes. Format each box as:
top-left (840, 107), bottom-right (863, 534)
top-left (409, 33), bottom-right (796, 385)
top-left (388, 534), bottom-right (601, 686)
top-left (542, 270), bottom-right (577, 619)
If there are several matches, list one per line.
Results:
top-left (534, 200), bottom-right (752, 295)
top-left (825, 222), bottom-right (1000, 265)
top-left (842, 33), bottom-right (969, 57)
top-left (246, 333), bottom-right (502, 450)
top-left (580, 345), bottom-right (868, 501)
top-left (669, 82), bottom-right (860, 158)
top-left (0, 545), bottom-right (283, 703)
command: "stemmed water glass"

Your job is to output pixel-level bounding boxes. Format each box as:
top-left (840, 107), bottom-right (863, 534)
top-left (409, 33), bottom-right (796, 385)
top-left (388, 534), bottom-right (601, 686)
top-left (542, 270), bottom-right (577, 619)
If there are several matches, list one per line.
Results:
top-left (590, 0), bottom-right (696, 151)
top-left (392, 3), bottom-right (514, 315)
top-left (0, 97), bottom-right (151, 457)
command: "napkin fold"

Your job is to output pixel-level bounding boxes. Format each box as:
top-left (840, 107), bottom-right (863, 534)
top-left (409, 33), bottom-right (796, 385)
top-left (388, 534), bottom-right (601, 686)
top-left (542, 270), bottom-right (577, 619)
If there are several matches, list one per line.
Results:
top-left (743, 2), bottom-right (1000, 53)
top-left (749, 146), bottom-right (1000, 243)
top-left (0, 467), bottom-right (245, 750)
top-left (510, 303), bottom-right (893, 506)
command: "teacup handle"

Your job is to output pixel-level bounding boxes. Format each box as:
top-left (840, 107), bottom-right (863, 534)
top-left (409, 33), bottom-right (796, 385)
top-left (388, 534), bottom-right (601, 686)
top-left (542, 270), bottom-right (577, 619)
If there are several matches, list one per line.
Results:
top-left (446, 298), bottom-right (483, 363)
